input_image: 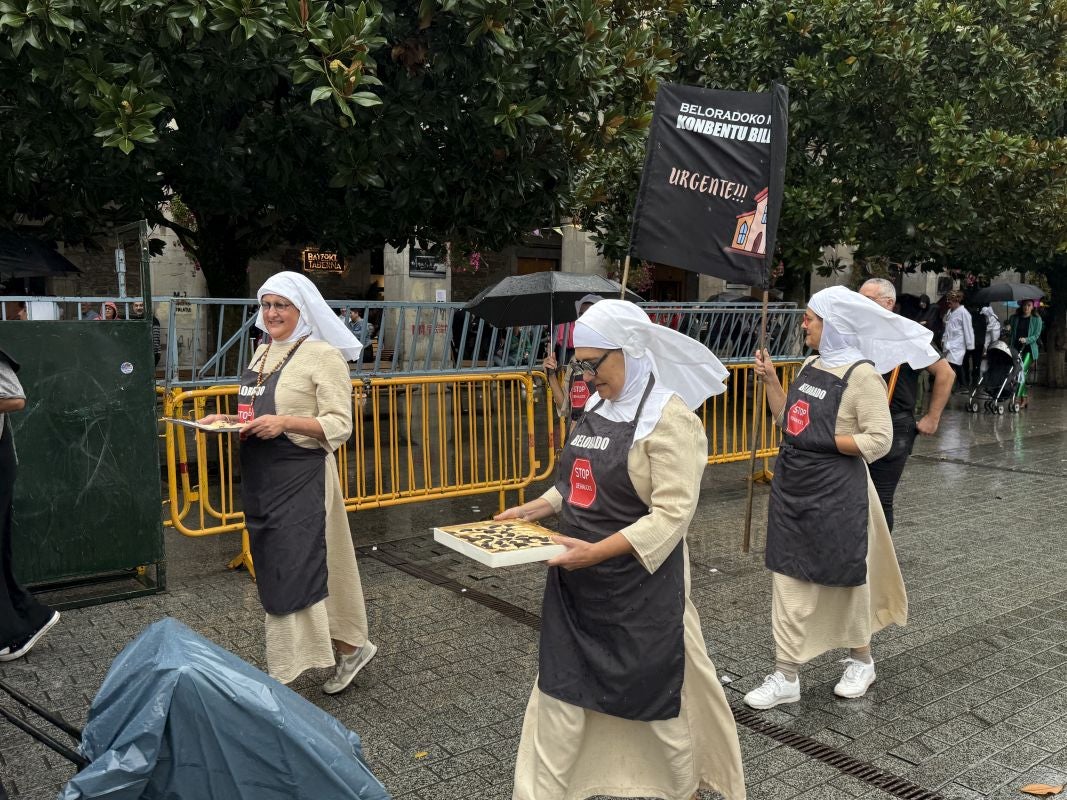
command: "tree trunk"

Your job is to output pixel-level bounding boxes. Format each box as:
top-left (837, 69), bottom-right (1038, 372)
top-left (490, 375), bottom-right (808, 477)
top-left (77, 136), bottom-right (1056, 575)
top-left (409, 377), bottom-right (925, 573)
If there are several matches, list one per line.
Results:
top-left (193, 214), bottom-right (255, 299)
top-left (779, 263), bottom-right (810, 304)
top-left (1047, 316), bottom-right (1066, 388)
top-left (181, 214), bottom-right (259, 374)
top-left (1042, 259), bottom-right (1067, 388)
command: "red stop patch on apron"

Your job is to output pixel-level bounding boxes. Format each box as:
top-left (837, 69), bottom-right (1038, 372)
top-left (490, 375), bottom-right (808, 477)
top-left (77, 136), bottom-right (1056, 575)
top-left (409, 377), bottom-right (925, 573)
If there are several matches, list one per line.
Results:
top-left (570, 380), bottom-right (590, 410)
top-left (568, 457), bottom-right (597, 508)
top-left (786, 399), bottom-right (810, 437)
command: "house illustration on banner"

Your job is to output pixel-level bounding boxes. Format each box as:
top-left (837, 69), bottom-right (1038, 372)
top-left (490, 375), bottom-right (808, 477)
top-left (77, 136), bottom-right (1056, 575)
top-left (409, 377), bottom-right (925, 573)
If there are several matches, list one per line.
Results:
top-left (727, 187), bottom-right (769, 258)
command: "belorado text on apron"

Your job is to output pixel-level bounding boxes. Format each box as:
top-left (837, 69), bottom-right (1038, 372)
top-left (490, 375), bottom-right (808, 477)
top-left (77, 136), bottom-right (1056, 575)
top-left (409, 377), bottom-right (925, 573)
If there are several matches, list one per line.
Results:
top-left (540, 376), bottom-right (686, 721)
top-left (239, 341), bottom-right (329, 615)
top-left (766, 360), bottom-right (871, 587)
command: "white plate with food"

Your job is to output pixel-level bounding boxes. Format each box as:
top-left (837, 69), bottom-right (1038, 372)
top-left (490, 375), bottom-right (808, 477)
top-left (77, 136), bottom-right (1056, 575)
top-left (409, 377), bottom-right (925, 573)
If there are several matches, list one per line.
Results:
top-left (162, 417), bottom-right (246, 433)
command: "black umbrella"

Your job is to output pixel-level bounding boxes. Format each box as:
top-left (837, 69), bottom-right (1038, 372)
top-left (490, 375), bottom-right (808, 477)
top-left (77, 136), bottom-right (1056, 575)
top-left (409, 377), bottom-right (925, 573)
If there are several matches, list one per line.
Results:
top-left (463, 272), bottom-right (641, 328)
top-left (969, 282), bottom-right (1044, 304)
top-left (704, 291), bottom-right (761, 303)
top-left (0, 234), bottom-right (81, 278)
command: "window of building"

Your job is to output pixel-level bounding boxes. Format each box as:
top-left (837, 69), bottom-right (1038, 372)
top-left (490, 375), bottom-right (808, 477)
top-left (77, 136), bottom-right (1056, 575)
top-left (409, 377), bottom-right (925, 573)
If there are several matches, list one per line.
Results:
top-left (736, 222), bottom-right (748, 246)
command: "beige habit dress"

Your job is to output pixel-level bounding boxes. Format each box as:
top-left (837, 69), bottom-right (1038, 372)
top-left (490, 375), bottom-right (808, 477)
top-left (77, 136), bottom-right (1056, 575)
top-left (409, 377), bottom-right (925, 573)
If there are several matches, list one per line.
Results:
top-left (245, 340), bottom-right (370, 684)
top-left (513, 396), bottom-right (746, 800)
top-left (771, 357), bottom-right (908, 665)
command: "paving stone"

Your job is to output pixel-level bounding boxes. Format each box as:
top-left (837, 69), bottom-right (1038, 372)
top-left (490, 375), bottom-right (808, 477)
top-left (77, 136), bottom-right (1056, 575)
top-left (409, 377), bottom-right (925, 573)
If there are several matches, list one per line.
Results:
top-left (991, 741), bottom-right (1058, 772)
top-left (888, 735), bottom-right (945, 766)
top-left (776, 760), bottom-right (841, 791)
top-left (927, 712), bottom-right (992, 744)
top-left (953, 758), bottom-right (1020, 794)
top-left (744, 776), bottom-right (799, 800)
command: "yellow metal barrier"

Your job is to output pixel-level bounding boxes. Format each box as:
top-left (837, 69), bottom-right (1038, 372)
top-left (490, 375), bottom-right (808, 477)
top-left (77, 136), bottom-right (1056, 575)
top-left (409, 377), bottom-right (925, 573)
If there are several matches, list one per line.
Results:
top-left (701, 361), bottom-right (801, 468)
top-left (163, 372), bottom-right (542, 538)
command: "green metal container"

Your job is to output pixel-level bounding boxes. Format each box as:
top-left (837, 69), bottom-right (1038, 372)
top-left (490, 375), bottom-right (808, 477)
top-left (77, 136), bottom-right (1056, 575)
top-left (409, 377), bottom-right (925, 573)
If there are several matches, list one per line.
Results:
top-left (2, 319), bottom-right (164, 597)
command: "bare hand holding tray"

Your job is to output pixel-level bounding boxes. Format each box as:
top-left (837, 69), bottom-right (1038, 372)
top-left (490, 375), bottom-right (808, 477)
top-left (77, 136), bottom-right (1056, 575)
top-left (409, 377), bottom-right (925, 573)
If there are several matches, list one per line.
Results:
top-left (162, 417), bottom-right (246, 433)
top-left (433, 519), bottom-right (565, 567)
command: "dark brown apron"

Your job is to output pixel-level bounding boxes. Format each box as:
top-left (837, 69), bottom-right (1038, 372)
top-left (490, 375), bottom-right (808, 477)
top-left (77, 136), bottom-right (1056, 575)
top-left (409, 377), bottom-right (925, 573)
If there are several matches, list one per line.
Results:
top-left (238, 351), bottom-right (329, 615)
top-left (539, 376), bottom-right (686, 721)
top-left (766, 360), bottom-right (871, 587)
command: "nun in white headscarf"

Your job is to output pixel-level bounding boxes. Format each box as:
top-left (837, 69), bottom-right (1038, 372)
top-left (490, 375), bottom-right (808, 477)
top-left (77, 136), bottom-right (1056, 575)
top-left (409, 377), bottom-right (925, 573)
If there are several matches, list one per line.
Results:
top-left (199, 271), bottom-right (375, 694)
top-left (498, 299), bottom-right (746, 800)
top-left (743, 285), bottom-right (911, 712)
top-left (253, 270), bottom-right (364, 360)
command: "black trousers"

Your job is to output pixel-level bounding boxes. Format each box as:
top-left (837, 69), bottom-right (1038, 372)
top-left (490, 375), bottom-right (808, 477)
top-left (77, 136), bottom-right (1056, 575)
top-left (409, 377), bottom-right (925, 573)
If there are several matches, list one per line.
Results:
top-left (867, 416), bottom-right (917, 532)
top-left (0, 425), bottom-right (52, 647)
top-left (962, 348), bottom-right (982, 388)
top-left (949, 361), bottom-right (966, 388)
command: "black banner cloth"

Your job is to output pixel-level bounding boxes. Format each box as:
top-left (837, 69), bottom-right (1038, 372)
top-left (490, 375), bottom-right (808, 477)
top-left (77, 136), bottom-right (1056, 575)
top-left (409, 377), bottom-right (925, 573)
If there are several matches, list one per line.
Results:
top-left (630, 83), bottom-right (789, 288)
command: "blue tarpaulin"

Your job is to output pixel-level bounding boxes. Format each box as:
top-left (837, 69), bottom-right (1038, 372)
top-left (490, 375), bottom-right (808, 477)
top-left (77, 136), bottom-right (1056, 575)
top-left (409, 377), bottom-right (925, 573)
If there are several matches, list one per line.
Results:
top-left (60, 618), bottom-right (390, 800)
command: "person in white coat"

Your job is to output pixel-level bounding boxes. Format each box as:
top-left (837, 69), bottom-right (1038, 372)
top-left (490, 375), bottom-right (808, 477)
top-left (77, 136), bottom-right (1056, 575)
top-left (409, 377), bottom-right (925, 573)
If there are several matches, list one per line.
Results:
top-left (942, 291), bottom-right (974, 388)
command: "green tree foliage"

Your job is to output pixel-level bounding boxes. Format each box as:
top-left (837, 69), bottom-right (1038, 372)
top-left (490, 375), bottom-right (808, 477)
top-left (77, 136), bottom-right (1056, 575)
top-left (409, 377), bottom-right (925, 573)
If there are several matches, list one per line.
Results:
top-left (575, 0), bottom-right (1067, 292)
top-left (0, 0), bottom-right (676, 295)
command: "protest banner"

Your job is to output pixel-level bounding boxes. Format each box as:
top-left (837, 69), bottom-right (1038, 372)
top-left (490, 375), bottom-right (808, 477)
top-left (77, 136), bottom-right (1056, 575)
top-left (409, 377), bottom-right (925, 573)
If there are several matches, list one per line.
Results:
top-left (625, 82), bottom-right (789, 551)
top-left (627, 82), bottom-right (788, 287)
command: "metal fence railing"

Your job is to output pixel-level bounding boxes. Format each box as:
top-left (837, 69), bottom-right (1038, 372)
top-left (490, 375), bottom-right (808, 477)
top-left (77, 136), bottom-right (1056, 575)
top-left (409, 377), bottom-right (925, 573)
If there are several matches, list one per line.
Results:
top-left (2, 296), bottom-right (804, 387)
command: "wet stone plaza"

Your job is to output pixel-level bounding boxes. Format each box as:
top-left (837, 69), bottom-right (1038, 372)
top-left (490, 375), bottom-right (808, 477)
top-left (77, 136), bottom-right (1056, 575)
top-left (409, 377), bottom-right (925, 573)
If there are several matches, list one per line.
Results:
top-left (2, 389), bottom-right (1066, 800)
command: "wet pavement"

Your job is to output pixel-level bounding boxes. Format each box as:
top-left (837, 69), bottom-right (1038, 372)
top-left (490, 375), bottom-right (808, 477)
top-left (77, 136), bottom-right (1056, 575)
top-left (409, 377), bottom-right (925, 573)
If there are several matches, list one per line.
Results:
top-left (2, 389), bottom-right (1066, 799)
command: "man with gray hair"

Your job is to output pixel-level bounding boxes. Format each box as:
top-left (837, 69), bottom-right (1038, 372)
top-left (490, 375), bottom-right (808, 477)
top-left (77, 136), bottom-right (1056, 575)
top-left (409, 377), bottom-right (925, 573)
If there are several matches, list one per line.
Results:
top-left (859, 278), bottom-right (955, 530)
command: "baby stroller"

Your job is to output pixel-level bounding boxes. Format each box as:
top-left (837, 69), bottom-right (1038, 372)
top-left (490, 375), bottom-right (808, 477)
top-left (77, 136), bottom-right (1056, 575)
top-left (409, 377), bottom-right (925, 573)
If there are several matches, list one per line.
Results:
top-left (965, 340), bottom-right (1022, 414)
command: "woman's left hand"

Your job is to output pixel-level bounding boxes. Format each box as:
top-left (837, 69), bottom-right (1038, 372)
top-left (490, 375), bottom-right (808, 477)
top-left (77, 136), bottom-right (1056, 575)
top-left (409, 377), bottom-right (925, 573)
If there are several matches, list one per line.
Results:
top-left (547, 535), bottom-right (603, 571)
top-left (753, 348), bottom-right (780, 385)
top-left (241, 414), bottom-right (287, 439)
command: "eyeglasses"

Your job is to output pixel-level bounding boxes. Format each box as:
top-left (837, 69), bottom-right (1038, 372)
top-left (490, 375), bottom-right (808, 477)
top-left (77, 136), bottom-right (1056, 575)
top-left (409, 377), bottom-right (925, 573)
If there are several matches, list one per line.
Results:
top-left (569, 350), bottom-right (616, 376)
top-left (260, 301), bottom-right (295, 313)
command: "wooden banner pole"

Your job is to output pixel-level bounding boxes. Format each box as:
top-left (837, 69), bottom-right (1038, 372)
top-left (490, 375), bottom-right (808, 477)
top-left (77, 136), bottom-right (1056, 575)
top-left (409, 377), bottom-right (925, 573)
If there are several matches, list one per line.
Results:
top-left (741, 289), bottom-right (770, 553)
top-left (886, 365), bottom-right (900, 402)
top-left (619, 255), bottom-right (631, 300)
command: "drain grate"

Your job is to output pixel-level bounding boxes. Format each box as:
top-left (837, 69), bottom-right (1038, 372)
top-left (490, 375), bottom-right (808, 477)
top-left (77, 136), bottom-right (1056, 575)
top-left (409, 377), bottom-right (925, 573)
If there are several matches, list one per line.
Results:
top-left (731, 707), bottom-right (946, 800)
top-left (362, 542), bottom-right (946, 800)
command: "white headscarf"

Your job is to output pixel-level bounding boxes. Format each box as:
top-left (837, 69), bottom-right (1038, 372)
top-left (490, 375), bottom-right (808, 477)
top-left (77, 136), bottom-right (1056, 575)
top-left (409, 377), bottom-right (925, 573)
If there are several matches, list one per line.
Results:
top-left (573, 299), bottom-right (728, 441)
top-left (256, 271), bottom-right (363, 361)
top-left (808, 286), bottom-right (939, 372)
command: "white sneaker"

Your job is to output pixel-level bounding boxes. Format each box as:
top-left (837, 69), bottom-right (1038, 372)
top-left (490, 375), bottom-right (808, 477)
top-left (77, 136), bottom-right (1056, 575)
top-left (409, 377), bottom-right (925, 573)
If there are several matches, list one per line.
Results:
top-left (0, 611), bottom-right (60, 662)
top-left (834, 657), bottom-right (876, 698)
top-left (322, 641), bottom-right (378, 695)
top-left (743, 671), bottom-right (800, 709)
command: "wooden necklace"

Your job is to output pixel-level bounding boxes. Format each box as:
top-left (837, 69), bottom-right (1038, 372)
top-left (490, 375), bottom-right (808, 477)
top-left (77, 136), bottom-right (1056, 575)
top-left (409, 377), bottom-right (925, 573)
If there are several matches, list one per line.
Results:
top-left (249, 335), bottom-right (309, 412)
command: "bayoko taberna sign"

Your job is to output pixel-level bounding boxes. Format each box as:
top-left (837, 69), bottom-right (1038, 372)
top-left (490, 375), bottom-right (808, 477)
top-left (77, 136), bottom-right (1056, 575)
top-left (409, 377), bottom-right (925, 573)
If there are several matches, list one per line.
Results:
top-left (629, 83), bottom-right (788, 288)
top-left (301, 248), bottom-right (345, 273)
